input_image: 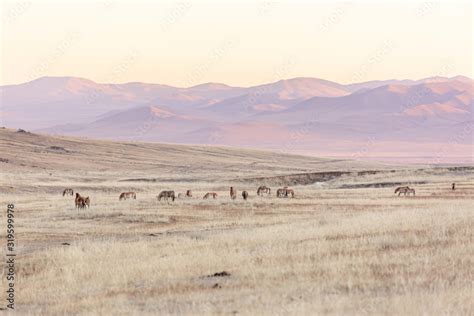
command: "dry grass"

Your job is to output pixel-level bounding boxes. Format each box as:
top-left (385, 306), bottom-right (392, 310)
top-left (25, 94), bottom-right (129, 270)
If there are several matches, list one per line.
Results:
top-left (0, 129), bottom-right (472, 315)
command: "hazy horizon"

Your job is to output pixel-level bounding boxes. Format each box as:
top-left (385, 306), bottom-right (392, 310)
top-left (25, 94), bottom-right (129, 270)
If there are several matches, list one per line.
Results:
top-left (2, 73), bottom-right (473, 88)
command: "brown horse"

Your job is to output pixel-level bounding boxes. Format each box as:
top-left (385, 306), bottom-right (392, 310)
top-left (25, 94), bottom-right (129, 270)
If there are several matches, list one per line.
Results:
top-left (186, 190), bottom-right (192, 197)
top-left (75, 193), bottom-right (86, 208)
top-left (203, 192), bottom-right (218, 199)
top-left (242, 191), bottom-right (249, 200)
top-left (119, 192), bottom-right (136, 200)
top-left (257, 185), bottom-right (271, 196)
top-left (230, 187), bottom-right (237, 200)
top-left (276, 188), bottom-right (286, 197)
top-left (157, 191), bottom-right (175, 202)
top-left (63, 188), bottom-right (74, 196)
top-left (277, 187), bottom-right (294, 198)
top-left (394, 186), bottom-right (416, 196)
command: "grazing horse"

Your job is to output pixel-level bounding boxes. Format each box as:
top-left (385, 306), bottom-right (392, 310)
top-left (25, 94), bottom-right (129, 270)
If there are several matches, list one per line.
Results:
top-left (203, 192), bottom-right (218, 199)
top-left (277, 187), bottom-right (294, 198)
top-left (394, 186), bottom-right (415, 196)
top-left (276, 188), bottom-right (286, 197)
top-left (230, 187), bottom-right (237, 200)
top-left (157, 190), bottom-right (176, 202)
top-left (242, 191), bottom-right (249, 200)
top-left (178, 190), bottom-right (192, 199)
top-left (63, 188), bottom-right (74, 196)
top-left (119, 192), bottom-right (136, 200)
top-left (257, 185), bottom-right (271, 196)
top-left (75, 193), bottom-right (86, 208)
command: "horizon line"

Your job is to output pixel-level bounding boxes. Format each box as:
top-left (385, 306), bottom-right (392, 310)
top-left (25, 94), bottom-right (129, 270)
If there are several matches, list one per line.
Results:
top-left (1, 74), bottom-right (472, 90)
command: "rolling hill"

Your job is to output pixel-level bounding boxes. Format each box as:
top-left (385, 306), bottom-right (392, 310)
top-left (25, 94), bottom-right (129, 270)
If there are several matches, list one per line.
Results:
top-left (1, 75), bottom-right (472, 162)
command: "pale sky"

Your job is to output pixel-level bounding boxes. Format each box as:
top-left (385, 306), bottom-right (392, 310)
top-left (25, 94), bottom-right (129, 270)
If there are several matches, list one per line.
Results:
top-left (1, 0), bottom-right (472, 87)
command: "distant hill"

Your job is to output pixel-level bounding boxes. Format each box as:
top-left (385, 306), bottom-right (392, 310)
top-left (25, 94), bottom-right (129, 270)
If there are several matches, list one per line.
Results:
top-left (1, 75), bottom-right (472, 163)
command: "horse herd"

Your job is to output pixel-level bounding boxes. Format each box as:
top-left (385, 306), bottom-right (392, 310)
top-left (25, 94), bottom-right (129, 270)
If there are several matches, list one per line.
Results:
top-left (62, 185), bottom-right (296, 208)
top-left (63, 184), bottom-right (444, 208)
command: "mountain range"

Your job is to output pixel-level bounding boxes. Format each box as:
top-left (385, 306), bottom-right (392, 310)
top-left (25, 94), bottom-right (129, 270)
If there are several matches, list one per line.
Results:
top-left (0, 75), bottom-right (472, 162)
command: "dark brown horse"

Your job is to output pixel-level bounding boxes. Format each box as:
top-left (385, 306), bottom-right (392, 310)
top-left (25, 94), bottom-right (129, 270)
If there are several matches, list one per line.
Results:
top-left (242, 191), bottom-right (249, 200)
top-left (230, 187), bottom-right (237, 200)
top-left (157, 190), bottom-right (175, 202)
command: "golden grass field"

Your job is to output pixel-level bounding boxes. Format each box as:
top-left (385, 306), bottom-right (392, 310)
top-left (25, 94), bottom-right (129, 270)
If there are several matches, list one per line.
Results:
top-left (0, 128), bottom-right (473, 315)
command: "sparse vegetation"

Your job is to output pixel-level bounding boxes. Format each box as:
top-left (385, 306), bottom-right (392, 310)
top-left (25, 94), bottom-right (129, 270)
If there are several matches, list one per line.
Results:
top-left (0, 128), bottom-right (472, 315)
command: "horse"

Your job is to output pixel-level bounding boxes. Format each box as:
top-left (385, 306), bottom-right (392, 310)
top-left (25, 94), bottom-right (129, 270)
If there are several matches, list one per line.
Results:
top-left (277, 187), bottom-right (294, 198)
top-left (452, 183), bottom-right (456, 191)
top-left (84, 196), bottom-right (90, 208)
top-left (242, 191), bottom-right (249, 200)
top-left (157, 190), bottom-right (175, 202)
top-left (63, 188), bottom-right (74, 196)
top-left (394, 186), bottom-right (415, 196)
top-left (203, 192), bottom-right (218, 199)
top-left (75, 193), bottom-right (86, 208)
top-left (119, 192), bottom-right (136, 200)
top-left (178, 190), bottom-right (193, 199)
top-left (257, 185), bottom-right (271, 196)
top-left (230, 187), bottom-right (237, 200)
top-left (276, 188), bottom-right (286, 197)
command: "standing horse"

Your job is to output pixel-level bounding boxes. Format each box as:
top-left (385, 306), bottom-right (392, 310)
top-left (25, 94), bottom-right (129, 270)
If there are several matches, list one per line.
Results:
top-left (75, 193), bottom-right (86, 208)
top-left (242, 191), bottom-right (249, 200)
top-left (257, 185), bottom-right (271, 196)
top-left (157, 190), bottom-right (176, 202)
top-left (276, 188), bottom-right (286, 197)
top-left (230, 187), bottom-right (237, 200)
top-left (119, 192), bottom-right (136, 200)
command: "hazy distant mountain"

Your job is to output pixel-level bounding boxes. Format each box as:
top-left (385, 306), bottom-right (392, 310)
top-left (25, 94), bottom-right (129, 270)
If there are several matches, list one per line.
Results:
top-left (1, 75), bottom-right (472, 162)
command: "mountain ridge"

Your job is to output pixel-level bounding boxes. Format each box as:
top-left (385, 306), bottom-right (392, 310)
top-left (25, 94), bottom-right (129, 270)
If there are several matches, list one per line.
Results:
top-left (1, 75), bottom-right (472, 162)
